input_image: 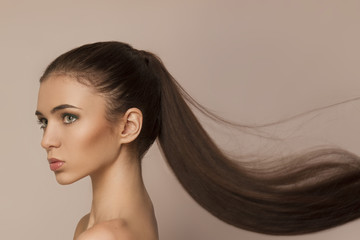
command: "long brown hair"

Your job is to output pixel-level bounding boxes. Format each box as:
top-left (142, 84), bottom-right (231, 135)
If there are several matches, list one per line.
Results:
top-left (40, 41), bottom-right (360, 235)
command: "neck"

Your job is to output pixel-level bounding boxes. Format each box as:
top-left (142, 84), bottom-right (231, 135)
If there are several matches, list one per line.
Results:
top-left (87, 151), bottom-right (154, 228)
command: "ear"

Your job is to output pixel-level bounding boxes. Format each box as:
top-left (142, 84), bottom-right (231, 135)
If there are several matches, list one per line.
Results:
top-left (118, 108), bottom-right (143, 144)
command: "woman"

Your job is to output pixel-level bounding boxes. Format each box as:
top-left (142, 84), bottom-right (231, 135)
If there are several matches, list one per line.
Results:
top-left (35, 41), bottom-right (360, 239)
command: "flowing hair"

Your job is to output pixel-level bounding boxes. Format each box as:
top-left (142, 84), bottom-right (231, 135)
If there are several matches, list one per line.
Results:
top-left (40, 41), bottom-right (360, 235)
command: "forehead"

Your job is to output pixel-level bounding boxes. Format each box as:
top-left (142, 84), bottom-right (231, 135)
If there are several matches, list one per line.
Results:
top-left (37, 75), bottom-right (106, 114)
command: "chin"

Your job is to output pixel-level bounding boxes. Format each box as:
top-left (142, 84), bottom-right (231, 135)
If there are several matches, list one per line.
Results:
top-left (54, 172), bottom-right (84, 185)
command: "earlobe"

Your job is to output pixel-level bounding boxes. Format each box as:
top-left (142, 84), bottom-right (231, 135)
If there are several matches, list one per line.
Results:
top-left (119, 108), bottom-right (143, 144)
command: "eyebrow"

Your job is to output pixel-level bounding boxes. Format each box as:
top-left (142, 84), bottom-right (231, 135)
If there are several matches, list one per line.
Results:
top-left (35, 104), bottom-right (82, 116)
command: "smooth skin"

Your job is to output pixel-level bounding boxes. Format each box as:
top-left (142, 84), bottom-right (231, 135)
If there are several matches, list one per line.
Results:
top-left (36, 75), bottom-right (158, 240)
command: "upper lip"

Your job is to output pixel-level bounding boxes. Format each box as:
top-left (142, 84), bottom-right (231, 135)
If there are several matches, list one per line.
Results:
top-left (48, 158), bottom-right (64, 164)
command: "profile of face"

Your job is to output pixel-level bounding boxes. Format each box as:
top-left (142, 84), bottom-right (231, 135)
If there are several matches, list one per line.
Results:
top-left (36, 75), bottom-right (122, 185)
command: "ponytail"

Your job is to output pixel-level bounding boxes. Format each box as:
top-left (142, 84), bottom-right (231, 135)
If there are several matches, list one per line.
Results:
top-left (42, 41), bottom-right (360, 235)
top-left (148, 54), bottom-right (360, 235)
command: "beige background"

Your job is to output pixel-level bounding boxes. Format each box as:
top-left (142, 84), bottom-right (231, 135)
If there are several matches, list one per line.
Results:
top-left (1, 0), bottom-right (360, 239)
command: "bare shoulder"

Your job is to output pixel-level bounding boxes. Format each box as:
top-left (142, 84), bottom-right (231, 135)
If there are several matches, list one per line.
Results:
top-left (76, 219), bottom-right (136, 240)
top-left (74, 214), bottom-right (90, 239)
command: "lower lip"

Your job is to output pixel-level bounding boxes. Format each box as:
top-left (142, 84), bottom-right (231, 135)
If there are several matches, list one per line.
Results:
top-left (49, 161), bottom-right (64, 171)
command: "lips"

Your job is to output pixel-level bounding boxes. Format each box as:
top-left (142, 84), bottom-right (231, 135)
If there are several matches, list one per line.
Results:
top-left (48, 158), bottom-right (65, 171)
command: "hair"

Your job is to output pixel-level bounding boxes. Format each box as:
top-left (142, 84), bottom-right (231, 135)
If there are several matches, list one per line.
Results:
top-left (40, 41), bottom-right (360, 235)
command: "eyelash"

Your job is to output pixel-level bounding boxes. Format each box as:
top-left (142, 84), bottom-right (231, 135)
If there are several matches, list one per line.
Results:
top-left (62, 113), bottom-right (78, 124)
top-left (37, 118), bottom-right (48, 129)
top-left (37, 113), bottom-right (79, 129)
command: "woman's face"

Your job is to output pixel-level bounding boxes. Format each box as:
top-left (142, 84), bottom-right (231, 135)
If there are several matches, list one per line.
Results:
top-left (36, 75), bottom-right (121, 185)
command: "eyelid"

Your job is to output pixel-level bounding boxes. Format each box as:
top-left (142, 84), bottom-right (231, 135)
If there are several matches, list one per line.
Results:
top-left (37, 117), bottom-right (48, 129)
top-left (35, 112), bottom-right (79, 130)
top-left (62, 113), bottom-right (79, 124)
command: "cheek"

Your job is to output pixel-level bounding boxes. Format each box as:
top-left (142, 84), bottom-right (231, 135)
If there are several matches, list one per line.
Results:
top-left (64, 121), bottom-right (119, 169)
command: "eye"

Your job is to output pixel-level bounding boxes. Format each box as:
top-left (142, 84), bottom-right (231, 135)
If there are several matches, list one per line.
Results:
top-left (37, 118), bottom-right (48, 129)
top-left (63, 113), bottom-right (78, 124)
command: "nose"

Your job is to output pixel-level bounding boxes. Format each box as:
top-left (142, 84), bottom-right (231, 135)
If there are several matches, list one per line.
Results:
top-left (41, 124), bottom-right (61, 150)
